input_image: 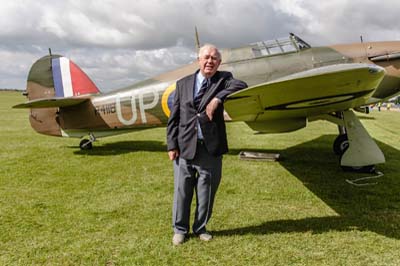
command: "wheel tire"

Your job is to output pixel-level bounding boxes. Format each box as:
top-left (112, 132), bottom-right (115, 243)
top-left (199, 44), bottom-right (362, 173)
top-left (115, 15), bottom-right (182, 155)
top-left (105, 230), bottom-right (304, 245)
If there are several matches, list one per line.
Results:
top-left (79, 139), bottom-right (93, 150)
top-left (333, 134), bottom-right (349, 155)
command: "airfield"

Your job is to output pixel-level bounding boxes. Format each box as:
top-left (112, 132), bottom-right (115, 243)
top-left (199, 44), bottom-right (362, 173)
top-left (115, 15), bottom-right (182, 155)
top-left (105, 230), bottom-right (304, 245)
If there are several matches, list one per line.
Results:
top-left (1, 90), bottom-right (399, 265)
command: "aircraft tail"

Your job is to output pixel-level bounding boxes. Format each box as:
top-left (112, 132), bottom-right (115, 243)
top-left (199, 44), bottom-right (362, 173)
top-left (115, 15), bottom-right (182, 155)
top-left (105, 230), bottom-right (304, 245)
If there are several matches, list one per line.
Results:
top-left (17, 55), bottom-right (100, 136)
top-left (26, 55), bottom-right (100, 100)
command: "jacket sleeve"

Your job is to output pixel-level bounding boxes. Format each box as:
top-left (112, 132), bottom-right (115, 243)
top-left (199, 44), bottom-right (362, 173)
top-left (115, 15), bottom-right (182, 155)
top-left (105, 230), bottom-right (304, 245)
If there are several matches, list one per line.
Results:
top-left (166, 83), bottom-right (180, 151)
top-left (215, 72), bottom-right (248, 101)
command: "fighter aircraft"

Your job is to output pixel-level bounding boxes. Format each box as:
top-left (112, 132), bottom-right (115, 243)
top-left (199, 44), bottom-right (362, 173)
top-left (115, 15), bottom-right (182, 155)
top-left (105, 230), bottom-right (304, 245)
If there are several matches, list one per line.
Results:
top-left (13, 33), bottom-right (400, 171)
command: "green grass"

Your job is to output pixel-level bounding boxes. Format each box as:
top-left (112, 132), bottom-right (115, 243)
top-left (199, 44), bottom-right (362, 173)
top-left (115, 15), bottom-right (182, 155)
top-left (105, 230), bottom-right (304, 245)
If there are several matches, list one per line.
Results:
top-left (1, 91), bottom-right (400, 265)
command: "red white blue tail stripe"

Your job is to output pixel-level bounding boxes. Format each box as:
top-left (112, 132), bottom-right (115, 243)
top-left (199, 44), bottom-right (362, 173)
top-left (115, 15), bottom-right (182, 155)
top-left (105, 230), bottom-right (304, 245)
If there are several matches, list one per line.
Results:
top-left (52, 57), bottom-right (100, 97)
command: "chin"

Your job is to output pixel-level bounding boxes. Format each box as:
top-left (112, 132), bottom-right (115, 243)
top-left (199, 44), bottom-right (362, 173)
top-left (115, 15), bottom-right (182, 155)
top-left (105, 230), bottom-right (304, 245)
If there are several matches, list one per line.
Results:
top-left (205, 70), bottom-right (215, 75)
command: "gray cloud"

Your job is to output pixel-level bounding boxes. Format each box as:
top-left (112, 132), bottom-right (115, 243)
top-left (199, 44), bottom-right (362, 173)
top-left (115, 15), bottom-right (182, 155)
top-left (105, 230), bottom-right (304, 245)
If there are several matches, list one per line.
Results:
top-left (1, 0), bottom-right (399, 90)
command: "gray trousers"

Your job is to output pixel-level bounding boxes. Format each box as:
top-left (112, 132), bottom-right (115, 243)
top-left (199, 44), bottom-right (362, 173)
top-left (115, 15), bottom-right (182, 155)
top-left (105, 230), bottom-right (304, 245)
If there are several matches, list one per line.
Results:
top-left (172, 141), bottom-right (222, 235)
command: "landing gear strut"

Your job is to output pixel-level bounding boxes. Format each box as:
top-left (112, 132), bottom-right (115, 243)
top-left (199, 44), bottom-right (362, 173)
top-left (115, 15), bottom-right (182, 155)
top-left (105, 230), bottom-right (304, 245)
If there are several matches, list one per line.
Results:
top-left (334, 110), bottom-right (384, 172)
top-left (333, 132), bottom-right (375, 172)
top-left (319, 110), bottom-right (385, 172)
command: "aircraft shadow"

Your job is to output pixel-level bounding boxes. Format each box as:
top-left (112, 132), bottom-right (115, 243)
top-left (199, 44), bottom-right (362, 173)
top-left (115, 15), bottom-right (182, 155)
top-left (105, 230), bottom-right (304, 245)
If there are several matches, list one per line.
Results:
top-left (72, 140), bottom-right (166, 156)
top-left (217, 135), bottom-right (400, 239)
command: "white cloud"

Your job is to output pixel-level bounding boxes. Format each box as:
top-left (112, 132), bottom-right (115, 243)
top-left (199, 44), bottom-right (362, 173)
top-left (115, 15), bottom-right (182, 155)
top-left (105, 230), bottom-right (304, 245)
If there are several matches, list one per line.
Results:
top-left (275, 0), bottom-right (400, 44)
top-left (62, 45), bottom-right (195, 91)
top-left (0, 50), bottom-right (38, 89)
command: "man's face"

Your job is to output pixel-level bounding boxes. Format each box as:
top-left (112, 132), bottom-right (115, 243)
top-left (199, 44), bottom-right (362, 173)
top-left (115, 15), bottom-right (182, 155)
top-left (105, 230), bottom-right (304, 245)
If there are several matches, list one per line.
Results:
top-left (198, 48), bottom-right (221, 78)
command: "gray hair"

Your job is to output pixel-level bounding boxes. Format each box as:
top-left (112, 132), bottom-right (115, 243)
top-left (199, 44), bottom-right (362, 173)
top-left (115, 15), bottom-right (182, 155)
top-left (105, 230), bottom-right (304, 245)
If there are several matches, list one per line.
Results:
top-left (198, 43), bottom-right (221, 60)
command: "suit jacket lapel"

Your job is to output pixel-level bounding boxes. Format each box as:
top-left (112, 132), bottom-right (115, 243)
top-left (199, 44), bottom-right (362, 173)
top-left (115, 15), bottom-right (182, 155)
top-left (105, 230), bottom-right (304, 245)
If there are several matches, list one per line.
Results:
top-left (186, 73), bottom-right (196, 104)
top-left (198, 72), bottom-right (223, 110)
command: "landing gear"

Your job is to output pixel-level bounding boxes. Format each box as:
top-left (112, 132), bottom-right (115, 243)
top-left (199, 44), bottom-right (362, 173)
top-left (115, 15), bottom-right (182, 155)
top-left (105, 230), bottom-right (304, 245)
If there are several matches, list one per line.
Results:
top-left (333, 134), bottom-right (349, 155)
top-left (333, 110), bottom-right (385, 172)
top-left (79, 133), bottom-right (96, 150)
top-left (320, 110), bottom-right (384, 172)
top-left (333, 134), bottom-right (375, 173)
top-left (333, 131), bottom-right (375, 173)
top-left (79, 139), bottom-right (92, 150)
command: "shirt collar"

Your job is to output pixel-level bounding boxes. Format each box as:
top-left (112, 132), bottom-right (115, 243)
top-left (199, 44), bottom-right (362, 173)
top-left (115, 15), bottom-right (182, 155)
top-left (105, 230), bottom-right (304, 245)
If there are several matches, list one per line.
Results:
top-left (196, 71), bottom-right (207, 84)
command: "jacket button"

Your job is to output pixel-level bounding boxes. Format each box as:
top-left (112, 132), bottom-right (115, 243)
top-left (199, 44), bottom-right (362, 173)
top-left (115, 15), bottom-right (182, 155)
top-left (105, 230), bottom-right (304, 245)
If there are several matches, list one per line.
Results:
top-left (197, 113), bottom-right (200, 117)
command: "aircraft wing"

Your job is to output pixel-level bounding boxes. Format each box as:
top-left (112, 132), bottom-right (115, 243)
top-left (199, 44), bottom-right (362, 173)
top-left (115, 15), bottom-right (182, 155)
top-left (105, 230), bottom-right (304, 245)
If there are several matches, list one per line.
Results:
top-left (225, 63), bottom-right (385, 121)
top-left (13, 96), bottom-right (90, 109)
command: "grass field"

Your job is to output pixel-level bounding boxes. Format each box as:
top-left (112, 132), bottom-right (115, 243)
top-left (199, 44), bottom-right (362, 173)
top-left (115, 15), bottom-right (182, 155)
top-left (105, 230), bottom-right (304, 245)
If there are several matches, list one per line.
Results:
top-left (1, 91), bottom-right (399, 265)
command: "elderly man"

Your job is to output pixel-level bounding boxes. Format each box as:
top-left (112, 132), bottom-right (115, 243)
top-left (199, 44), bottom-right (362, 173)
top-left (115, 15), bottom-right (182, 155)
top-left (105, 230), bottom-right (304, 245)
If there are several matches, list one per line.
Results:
top-left (167, 44), bottom-right (247, 245)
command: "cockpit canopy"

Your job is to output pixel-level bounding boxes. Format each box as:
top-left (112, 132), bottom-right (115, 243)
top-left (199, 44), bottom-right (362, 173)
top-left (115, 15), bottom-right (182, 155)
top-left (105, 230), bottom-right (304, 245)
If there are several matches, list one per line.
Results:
top-left (252, 33), bottom-right (311, 56)
top-left (221, 33), bottom-right (311, 64)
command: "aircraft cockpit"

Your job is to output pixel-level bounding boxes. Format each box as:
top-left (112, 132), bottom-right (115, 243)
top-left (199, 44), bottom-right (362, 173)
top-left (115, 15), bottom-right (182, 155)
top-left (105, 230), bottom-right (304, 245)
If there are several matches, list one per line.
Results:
top-left (221, 33), bottom-right (311, 64)
top-left (251, 33), bottom-right (311, 57)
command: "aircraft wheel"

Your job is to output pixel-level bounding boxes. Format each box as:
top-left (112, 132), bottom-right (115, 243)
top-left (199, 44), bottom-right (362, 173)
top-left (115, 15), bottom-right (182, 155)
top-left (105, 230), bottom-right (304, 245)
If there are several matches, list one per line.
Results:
top-left (79, 139), bottom-right (93, 150)
top-left (333, 134), bottom-right (349, 155)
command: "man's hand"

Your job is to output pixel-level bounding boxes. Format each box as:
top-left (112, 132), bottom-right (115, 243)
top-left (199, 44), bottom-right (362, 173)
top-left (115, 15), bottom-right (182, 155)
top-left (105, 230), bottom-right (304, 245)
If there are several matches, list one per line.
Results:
top-left (168, 149), bottom-right (179, 160)
top-left (206, 97), bottom-right (221, 120)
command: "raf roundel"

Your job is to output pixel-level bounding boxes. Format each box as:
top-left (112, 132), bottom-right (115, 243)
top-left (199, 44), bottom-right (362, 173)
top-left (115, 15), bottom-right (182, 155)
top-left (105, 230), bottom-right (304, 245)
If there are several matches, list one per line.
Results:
top-left (161, 83), bottom-right (176, 117)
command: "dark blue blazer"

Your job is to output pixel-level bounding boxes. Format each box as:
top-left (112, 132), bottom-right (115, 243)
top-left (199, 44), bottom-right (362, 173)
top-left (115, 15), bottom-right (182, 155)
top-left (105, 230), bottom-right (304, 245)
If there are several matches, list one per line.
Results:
top-left (167, 70), bottom-right (247, 159)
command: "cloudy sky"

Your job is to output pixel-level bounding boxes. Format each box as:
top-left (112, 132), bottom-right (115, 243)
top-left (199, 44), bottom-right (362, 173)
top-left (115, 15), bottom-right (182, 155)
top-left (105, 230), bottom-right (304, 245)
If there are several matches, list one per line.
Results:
top-left (1, 0), bottom-right (399, 91)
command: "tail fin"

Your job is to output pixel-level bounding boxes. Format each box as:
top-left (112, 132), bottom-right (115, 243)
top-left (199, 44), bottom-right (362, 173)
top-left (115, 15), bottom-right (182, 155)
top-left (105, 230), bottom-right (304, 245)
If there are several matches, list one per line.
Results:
top-left (22, 55), bottom-right (100, 136)
top-left (51, 56), bottom-right (99, 97)
top-left (26, 55), bottom-right (100, 101)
